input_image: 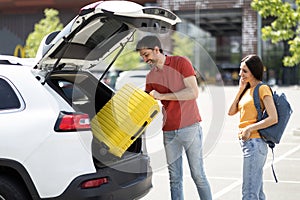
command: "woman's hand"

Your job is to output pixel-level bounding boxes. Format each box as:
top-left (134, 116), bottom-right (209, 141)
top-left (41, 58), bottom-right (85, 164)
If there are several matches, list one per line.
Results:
top-left (238, 127), bottom-right (251, 141)
top-left (238, 77), bottom-right (247, 91)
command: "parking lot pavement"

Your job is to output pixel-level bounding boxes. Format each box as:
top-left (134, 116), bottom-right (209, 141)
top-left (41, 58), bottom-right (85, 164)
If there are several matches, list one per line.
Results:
top-left (142, 85), bottom-right (300, 200)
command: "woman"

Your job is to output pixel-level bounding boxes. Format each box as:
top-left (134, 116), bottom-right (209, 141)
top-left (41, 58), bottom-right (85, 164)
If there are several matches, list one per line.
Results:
top-left (228, 55), bottom-right (278, 200)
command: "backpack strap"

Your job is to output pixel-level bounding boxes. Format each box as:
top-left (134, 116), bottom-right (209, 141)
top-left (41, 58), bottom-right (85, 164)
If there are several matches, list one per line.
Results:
top-left (270, 147), bottom-right (278, 183)
top-left (253, 82), bottom-right (278, 183)
top-left (253, 82), bottom-right (263, 121)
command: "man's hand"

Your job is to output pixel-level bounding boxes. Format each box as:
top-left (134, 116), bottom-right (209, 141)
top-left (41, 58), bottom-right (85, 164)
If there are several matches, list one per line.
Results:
top-left (149, 90), bottom-right (162, 100)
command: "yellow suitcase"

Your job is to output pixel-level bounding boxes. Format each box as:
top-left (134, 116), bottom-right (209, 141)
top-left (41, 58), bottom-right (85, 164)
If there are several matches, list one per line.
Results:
top-left (91, 83), bottom-right (160, 157)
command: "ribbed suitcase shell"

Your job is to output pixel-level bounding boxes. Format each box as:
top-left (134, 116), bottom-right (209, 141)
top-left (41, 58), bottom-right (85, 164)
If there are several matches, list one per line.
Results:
top-left (91, 83), bottom-right (160, 157)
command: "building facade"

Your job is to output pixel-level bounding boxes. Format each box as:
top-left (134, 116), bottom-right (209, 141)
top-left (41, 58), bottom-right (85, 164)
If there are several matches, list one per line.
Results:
top-left (0, 0), bottom-right (295, 84)
top-left (0, 0), bottom-right (256, 58)
top-left (0, 0), bottom-right (156, 57)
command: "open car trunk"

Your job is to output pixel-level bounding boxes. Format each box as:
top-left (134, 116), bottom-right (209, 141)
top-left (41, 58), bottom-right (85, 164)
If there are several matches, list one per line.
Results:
top-left (45, 70), bottom-right (143, 167)
top-left (33, 0), bottom-right (181, 169)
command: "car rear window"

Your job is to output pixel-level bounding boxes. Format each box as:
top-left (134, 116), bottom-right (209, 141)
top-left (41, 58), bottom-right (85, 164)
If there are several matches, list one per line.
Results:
top-left (0, 78), bottom-right (21, 110)
top-left (57, 80), bottom-right (89, 102)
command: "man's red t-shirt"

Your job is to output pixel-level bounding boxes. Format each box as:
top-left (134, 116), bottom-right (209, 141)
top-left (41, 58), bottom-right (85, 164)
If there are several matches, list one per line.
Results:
top-left (145, 55), bottom-right (202, 131)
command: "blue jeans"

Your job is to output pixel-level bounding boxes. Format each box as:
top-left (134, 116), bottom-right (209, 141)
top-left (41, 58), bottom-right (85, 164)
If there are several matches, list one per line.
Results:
top-left (240, 138), bottom-right (268, 200)
top-left (163, 122), bottom-right (212, 200)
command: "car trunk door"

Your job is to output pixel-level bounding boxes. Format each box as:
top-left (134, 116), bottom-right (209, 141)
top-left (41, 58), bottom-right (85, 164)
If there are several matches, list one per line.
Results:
top-left (35, 1), bottom-right (181, 78)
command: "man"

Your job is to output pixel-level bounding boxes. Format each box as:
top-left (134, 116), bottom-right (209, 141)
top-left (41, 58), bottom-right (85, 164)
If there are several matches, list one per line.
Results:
top-left (136, 35), bottom-right (212, 200)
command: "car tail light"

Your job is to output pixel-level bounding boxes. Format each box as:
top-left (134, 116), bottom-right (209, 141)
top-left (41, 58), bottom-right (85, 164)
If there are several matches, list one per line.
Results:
top-left (55, 111), bottom-right (90, 132)
top-left (81, 177), bottom-right (109, 189)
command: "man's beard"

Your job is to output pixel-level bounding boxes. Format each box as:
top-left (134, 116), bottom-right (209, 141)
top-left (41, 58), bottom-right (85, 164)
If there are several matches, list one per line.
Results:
top-left (147, 59), bottom-right (156, 68)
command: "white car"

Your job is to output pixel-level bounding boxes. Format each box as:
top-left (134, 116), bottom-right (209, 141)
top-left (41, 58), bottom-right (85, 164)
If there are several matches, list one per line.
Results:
top-left (0, 1), bottom-right (180, 199)
top-left (0, 55), bottom-right (35, 66)
top-left (115, 69), bottom-right (150, 90)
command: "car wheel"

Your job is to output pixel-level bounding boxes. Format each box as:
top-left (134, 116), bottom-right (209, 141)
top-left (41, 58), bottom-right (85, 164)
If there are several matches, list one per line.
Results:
top-left (0, 175), bottom-right (30, 200)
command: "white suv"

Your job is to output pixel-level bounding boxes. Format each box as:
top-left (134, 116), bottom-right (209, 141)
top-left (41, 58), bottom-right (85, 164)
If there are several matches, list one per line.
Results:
top-left (0, 1), bottom-right (180, 199)
top-left (115, 69), bottom-right (150, 90)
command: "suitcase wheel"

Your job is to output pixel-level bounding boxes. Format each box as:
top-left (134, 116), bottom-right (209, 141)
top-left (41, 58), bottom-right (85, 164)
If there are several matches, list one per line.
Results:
top-left (99, 142), bottom-right (109, 155)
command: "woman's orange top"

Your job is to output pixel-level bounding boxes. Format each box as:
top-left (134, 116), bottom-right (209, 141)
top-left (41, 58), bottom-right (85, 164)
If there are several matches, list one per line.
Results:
top-left (238, 85), bottom-right (272, 139)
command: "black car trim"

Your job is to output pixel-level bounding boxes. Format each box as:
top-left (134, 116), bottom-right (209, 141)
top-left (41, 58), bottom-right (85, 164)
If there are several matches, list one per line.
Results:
top-left (0, 154), bottom-right (152, 200)
top-left (0, 159), bottom-right (40, 200)
top-left (44, 155), bottom-right (152, 200)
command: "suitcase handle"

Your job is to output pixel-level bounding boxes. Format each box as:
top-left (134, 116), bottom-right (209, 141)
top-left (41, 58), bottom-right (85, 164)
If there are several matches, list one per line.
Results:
top-left (131, 121), bottom-right (148, 140)
top-left (150, 110), bottom-right (158, 118)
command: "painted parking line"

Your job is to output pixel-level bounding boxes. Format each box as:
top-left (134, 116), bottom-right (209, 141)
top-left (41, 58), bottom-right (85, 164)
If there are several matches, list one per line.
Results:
top-left (213, 179), bottom-right (242, 199)
top-left (212, 144), bottom-right (300, 199)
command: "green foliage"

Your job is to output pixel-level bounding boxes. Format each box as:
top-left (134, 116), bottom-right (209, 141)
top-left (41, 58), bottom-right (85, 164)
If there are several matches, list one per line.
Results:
top-left (112, 33), bottom-right (141, 70)
top-left (114, 50), bottom-right (141, 70)
top-left (25, 8), bottom-right (63, 58)
top-left (284, 37), bottom-right (300, 66)
top-left (251, 0), bottom-right (300, 66)
top-left (113, 32), bottom-right (195, 71)
top-left (172, 32), bottom-right (195, 60)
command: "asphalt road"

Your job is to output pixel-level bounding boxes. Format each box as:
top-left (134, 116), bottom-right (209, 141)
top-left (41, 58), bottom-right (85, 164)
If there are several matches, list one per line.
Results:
top-left (142, 85), bottom-right (300, 200)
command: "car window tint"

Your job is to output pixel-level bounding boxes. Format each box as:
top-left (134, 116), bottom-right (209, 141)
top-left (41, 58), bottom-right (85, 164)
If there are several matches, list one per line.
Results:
top-left (0, 78), bottom-right (21, 110)
top-left (57, 80), bottom-right (88, 102)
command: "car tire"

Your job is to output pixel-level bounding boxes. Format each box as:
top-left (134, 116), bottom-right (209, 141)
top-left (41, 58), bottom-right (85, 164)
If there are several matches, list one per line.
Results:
top-left (0, 175), bottom-right (30, 200)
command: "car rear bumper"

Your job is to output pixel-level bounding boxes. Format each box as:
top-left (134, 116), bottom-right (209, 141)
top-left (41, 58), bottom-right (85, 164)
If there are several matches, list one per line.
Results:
top-left (48, 155), bottom-right (152, 200)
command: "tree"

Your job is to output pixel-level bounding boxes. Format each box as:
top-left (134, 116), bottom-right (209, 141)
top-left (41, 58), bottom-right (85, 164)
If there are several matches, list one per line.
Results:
top-left (25, 8), bottom-right (63, 58)
top-left (251, 0), bottom-right (300, 67)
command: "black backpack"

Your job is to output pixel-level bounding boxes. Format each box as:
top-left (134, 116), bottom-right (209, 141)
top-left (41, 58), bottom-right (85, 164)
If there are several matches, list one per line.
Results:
top-left (253, 83), bottom-right (293, 182)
